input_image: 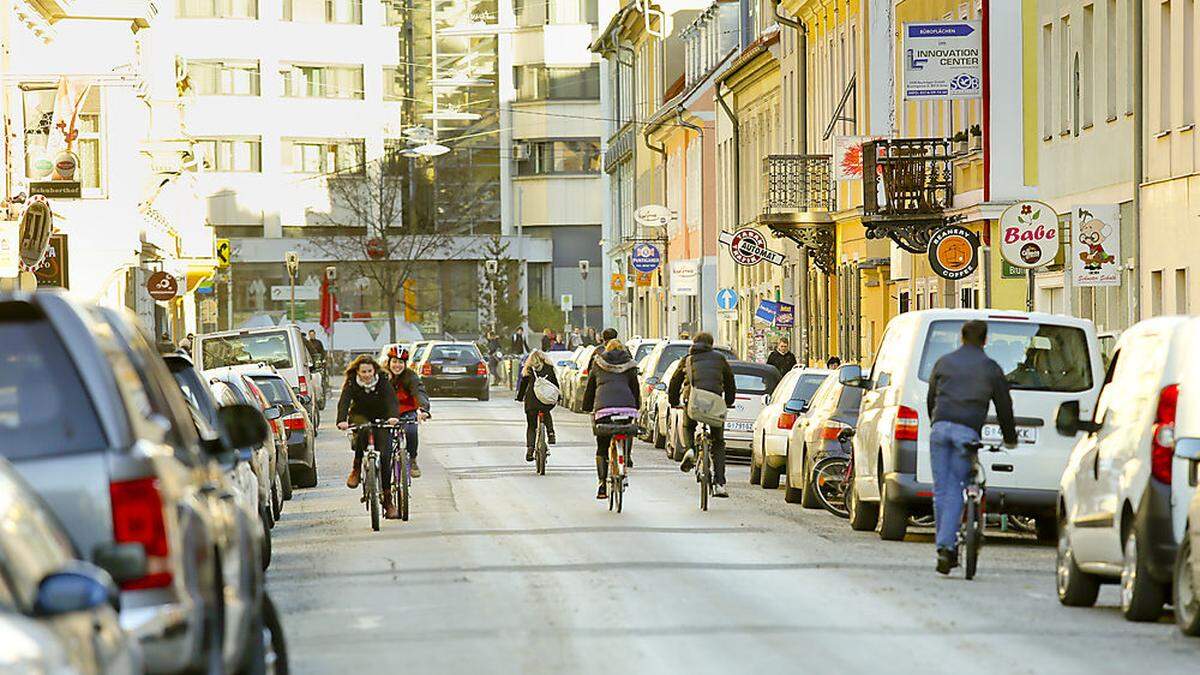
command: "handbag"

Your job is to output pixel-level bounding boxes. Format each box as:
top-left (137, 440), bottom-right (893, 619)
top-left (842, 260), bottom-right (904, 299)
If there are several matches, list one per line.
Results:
top-left (532, 372), bottom-right (560, 405)
top-left (685, 356), bottom-right (728, 427)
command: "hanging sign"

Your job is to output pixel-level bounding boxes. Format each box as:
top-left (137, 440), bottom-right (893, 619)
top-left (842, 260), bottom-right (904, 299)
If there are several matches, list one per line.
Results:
top-left (754, 300), bottom-right (778, 324)
top-left (1072, 205), bottom-right (1121, 287)
top-left (670, 261), bottom-right (698, 296)
top-left (927, 225), bottom-right (980, 280)
top-left (216, 238), bottom-right (232, 268)
top-left (146, 271), bottom-right (179, 301)
top-left (774, 302), bottom-right (795, 328)
top-left (999, 200), bottom-right (1059, 269)
top-left (635, 271), bottom-right (654, 287)
top-left (633, 204), bottom-right (671, 229)
top-left (29, 234), bottom-right (68, 288)
top-left (902, 22), bottom-right (983, 100)
top-left (719, 228), bottom-right (785, 266)
top-left (17, 196), bottom-right (53, 268)
top-left (631, 243), bottom-right (662, 272)
top-left (610, 273), bottom-right (626, 292)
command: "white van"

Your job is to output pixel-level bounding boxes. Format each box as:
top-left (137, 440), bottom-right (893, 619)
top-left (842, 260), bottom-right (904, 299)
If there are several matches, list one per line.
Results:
top-left (840, 309), bottom-right (1102, 541)
top-left (195, 325), bottom-right (322, 423)
top-left (1056, 317), bottom-right (1200, 622)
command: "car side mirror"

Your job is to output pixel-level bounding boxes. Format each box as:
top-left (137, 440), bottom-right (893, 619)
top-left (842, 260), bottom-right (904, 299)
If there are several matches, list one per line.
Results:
top-left (1056, 400), bottom-right (1101, 436)
top-left (92, 542), bottom-right (147, 586)
top-left (263, 406), bottom-right (283, 421)
top-left (297, 394), bottom-right (312, 406)
top-left (655, 382), bottom-right (666, 391)
top-left (34, 563), bottom-right (117, 616)
top-left (219, 404), bottom-right (271, 448)
top-left (785, 399), bottom-right (808, 413)
top-left (838, 365), bottom-right (867, 388)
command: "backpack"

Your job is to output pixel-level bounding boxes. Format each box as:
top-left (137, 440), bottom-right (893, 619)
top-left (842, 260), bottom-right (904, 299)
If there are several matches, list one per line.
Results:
top-left (685, 356), bottom-right (728, 427)
top-left (532, 371), bottom-right (560, 406)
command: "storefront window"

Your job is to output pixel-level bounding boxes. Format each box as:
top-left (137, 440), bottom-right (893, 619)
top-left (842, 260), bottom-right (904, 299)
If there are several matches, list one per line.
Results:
top-left (22, 88), bottom-right (102, 191)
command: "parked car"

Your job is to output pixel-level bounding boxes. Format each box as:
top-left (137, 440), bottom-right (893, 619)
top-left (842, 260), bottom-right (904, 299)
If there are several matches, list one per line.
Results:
top-left (649, 359), bottom-right (684, 451)
top-left (784, 365), bottom-right (865, 506)
top-left (205, 367), bottom-right (289, 524)
top-left (245, 370), bottom-right (318, 488)
top-left (1175, 447), bottom-right (1200, 635)
top-left (841, 309), bottom-right (1102, 541)
top-left (195, 324), bottom-right (323, 424)
top-left (0, 612), bottom-right (77, 674)
top-left (627, 338), bottom-right (662, 365)
top-left (1056, 316), bottom-right (1198, 621)
top-left (416, 341), bottom-right (490, 400)
top-left (0, 291), bottom-right (267, 673)
top-left (751, 367), bottom-right (831, 488)
top-left (0, 457), bottom-right (141, 674)
top-left (563, 345), bottom-right (598, 412)
top-left (723, 361), bottom-right (782, 458)
top-left (410, 340), bottom-right (434, 364)
top-left (637, 340), bottom-right (736, 437)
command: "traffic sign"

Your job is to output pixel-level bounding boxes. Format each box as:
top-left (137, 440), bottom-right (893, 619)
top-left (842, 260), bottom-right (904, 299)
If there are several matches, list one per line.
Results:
top-left (560, 294), bottom-right (573, 312)
top-left (718, 309), bottom-right (737, 321)
top-left (630, 243), bottom-right (661, 273)
top-left (719, 228), bottom-right (785, 266)
top-left (216, 238), bottom-right (231, 268)
top-left (715, 288), bottom-right (738, 310)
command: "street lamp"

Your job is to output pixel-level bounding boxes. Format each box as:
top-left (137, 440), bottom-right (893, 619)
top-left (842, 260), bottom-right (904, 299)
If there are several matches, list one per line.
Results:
top-left (578, 259), bottom-right (590, 330)
top-left (284, 250), bottom-right (300, 323)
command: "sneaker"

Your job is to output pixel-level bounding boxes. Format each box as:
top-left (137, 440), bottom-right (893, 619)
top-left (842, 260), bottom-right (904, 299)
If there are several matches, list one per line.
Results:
top-left (525, 447), bottom-right (535, 462)
top-left (596, 485), bottom-right (607, 500)
top-left (679, 450), bottom-right (696, 472)
top-left (713, 484), bottom-right (729, 498)
top-left (410, 459), bottom-right (421, 479)
top-left (547, 432), bottom-right (556, 445)
top-left (936, 548), bottom-right (958, 575)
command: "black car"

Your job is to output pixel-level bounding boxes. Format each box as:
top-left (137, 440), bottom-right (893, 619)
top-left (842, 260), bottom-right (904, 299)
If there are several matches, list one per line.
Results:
top-left (785, 364), bottom-right (865, 506)
top-left (416, 341), bottom-right (490, 400)
top-left (247, 372), bottom-right (318, 488)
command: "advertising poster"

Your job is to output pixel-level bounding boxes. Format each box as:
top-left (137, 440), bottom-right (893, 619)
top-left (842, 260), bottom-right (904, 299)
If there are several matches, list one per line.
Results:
top-left (1072, 205), bottom-right (1121, 287)
top-left (903, 22), bottom-right (983, 100)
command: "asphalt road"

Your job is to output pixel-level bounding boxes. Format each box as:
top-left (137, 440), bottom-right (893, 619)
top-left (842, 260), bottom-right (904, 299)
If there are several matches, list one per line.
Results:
top-left (268, 389), bottom-right (1199, 674)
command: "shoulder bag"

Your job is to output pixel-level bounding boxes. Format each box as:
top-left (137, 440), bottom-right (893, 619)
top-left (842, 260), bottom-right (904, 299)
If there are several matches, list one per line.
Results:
top-left (685, 356), bottom-right (728, 427)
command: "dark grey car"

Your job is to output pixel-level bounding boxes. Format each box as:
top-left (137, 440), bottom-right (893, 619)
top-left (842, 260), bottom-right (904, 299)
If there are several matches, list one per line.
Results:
top-left (784, 365), bottom-right (865, 506)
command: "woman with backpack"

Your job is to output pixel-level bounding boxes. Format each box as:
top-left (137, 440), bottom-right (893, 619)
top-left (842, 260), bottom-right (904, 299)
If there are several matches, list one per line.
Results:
top-left (515, 350), bottom-right (559, 462)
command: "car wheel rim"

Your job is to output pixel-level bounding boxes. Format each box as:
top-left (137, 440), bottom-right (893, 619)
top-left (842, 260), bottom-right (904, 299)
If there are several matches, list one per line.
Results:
top-left (1056, 531), bottom-right (1072, 595)
top-left (1180, 548), bottom-right (1198, 621)
top-left (1121, 534), bottom-right (1138, 611)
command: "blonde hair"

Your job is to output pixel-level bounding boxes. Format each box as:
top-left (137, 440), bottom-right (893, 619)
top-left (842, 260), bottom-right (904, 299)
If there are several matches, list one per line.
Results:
top-left (523, 350), bottom-right (550, 375)
top-left (605, 338), bottom-right (624, 352)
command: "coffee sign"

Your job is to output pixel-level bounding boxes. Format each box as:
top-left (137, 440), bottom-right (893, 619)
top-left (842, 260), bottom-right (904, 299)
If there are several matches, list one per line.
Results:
top-left (999, 200), bottom-right (1058, 269)
top-left (146, 271), bottom-right (179, 301)
top-left (928, 225), bottom-right (979, 280)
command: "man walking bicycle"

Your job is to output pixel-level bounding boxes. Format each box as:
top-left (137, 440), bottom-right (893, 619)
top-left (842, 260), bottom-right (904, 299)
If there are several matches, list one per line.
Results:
top-left (926, 320), bottom-right (1017, 575)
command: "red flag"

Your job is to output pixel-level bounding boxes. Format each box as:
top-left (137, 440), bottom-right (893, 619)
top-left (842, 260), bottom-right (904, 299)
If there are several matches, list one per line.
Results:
top-left (319, 276), bottom-right (339, 334)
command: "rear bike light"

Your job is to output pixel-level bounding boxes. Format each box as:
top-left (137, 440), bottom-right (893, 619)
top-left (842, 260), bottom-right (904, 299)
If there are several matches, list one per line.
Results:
top-left (1150, 383), bottom-right (1179, 484)
top-left (894, 406), bottom-right (919, 442)
top-left (777, 412), bottom-right (798, 430)
top-left (110, 478), bottom-right (173, 591)
top-left (476, 362), bottom-right (488, 376)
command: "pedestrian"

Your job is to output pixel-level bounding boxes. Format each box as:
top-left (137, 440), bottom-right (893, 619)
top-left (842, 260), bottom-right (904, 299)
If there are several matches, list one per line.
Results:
top-left (541, 328), bottom-right (554, 352)
top-left (587, 327), bottom-right (619, 372)
top-left (826, 355), bottom-right (842, 369)
top-left (486, 330), bottom-right (502, 384)
top-left (926, 320), bottom-right (1017, 575)
top-left (305, 329), bottom-right (326, 361)
top-left (568, 327), bottom-right (583, 350)
top-left (766, 338), bottom-right (797, 375)
top-left (510, 326), bottom-right (529, 355)
top-left (178, 337), bottom-right (192, 356)
top-left (515, 350), bottom-right (559, 462)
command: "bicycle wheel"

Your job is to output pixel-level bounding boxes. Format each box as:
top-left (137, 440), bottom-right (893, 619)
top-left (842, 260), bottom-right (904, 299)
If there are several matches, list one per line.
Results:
top-left (535, 421), bottom-right (547, 476)
top-left (399, 452), bottom-right (411, 522)
top-left (812, 457), bottom-right (851, 518)
top-left (699, 443), bottom-right (710, 512)
top-left (366, 463), bottom-right (380, 532)
top-left (963, 497), bottom-right (982, 580)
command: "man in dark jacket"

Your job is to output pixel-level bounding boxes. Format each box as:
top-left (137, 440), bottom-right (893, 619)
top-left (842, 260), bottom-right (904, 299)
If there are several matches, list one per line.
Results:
top-left (511, 327), bottom-right (529, 355)
top-left (583, 340), bottom-right (640, 499)
top-left (766, 338), bottom-right (797, 375)
top-left (586, 327), bottom-right (618, 372)
top-left (669, 332), bottom-right (736, 497)
top-left (926, 320), bottom-right (1018, 574)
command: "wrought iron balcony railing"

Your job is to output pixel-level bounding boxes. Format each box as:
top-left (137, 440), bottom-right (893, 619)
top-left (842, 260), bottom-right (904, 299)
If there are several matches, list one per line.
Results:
top-left (861, 138), bottom-right (954, 253)
top-left (761, 154), bottom-right (834, 217)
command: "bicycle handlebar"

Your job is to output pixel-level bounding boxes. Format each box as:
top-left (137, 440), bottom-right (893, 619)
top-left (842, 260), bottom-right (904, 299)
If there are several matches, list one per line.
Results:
top-left (965, 441), bottom-right (1006, 452)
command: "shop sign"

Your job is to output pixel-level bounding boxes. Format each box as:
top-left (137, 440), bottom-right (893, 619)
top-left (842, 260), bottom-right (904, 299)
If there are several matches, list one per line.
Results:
top-left (719, 228), bottom-right (785, 266)
top-left (1072, 205), bottom-right (1121, 287)
top-left (30, 234), bottom-right (69, 288)
top-left (18, 196), bottom-right (53, 268)
top-left (610, 273), bottom-right (626, 291)
top-left (775, 302), bottom-right (795, 328)
top-left (146, 271), bottom-right (179, 301)
top-left (670, 261), bottom-right (699, 296)
top-left (635, 271), bottom-right (654, 287)
top-left (29, 181), bottom-right (82, 199)
top-left (927, 225), bottom-right (979, 280)
top-left (631, 243), bottom-right (661, 273)
top-left (902, 22), bottom-right (983, 100)
top-left (999, 200), bottom-right (1058, 269)
top-left (633, 204), bottom-right (671, 229)
top-left (754, 300), bottom-right (778, 324)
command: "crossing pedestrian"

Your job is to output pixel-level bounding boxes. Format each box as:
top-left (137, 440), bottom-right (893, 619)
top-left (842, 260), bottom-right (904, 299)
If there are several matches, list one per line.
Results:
top-left (511, 326), bottom-right (529, 355)
top-left (766, 338), bottom-right (797, 375)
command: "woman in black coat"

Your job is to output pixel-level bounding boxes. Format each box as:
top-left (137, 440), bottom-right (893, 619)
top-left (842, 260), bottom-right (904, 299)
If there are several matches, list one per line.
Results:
top-left (515, 350), bottom-right (559, 462)
top-left (336, 355), bottom-right (399, 499)
top-left (582, 340), bottom-right (641, 499)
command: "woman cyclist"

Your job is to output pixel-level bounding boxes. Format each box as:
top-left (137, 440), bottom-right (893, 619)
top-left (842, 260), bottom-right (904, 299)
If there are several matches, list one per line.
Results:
top-left (386, 348), bottom-right (431, 480)
top-left (582, 339), bottom-right (640, 500)
top-left (336, 355), bottom-right (401, 517)
top-left (515, 350), bottom-right (558, 462)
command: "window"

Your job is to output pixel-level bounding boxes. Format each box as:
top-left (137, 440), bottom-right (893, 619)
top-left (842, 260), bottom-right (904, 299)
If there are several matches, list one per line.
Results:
top-left (514, 64), bottom-right (599, 101)
top-left (188, 59), bottom-right (260, 96)
top-left (1161, 1), bottom-right (1172, 132)
top-left (918, 320), bottom-right (1094, 392)
top-left (1186, 0), bottom-right (1196, 124)
top-left (1043, 23), bottom-right (1054, 136)
top-left (1082, 4), bottom-right (1095, 127)
top-left (383, 66), bottom-right (405, 101)
top-left (22, 88), bottom-right (103, 190)
top-left (199, 331), bottom-right (293, 370)
top-left (1060, 15), bottom-right (1071, 133)
top-left (194, 137), bottom-right (262, 172)
top-left (515, 0), bottom-right (597, 25)
top-left (1178, 268), bottom-right (1190, 312)
top-left (177, 0), bottom-right (257, 18)
top-left (383, 0), bottom-right (404, 24)
top-left (282, 64), bottom-right (364, 99)
top-left (281, 138), bottom-right (364, 174)
top-left (1152, 269), bottom-right (1164, 314)
top-left (1107, 0), bottom-right (1118, 119)
top-left (516, 139), bottom-right (601, 175)
top-left (283, 0), bottom-right (362, 23)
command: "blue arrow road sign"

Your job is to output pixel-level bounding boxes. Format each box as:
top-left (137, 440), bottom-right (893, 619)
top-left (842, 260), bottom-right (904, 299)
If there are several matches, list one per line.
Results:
top-left (715, 288), bottom-right (738, 310)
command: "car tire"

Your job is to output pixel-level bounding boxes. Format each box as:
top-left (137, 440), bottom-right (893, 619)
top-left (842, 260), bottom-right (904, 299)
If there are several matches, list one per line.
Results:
top-left (760, 461), bottom-right (781, 490)
top-left (1056, 525), bottom-right (1100, 607)
top-left (783, 468), bottom-right (804, 504)
top-left (876, 479), bottom-right (908, 541)
top-left (1121, 530), bottom-right (1167, 622)
top-left (848, 481), bottom-right (879, 531)
top-left (1175, 535), bottom-right (1200, 636)
top-left (238, 590), bottom-right (289, 675)
top-left (270, 481), bottom-right (282, 522)
top-left (799, 449), bottom-right (821, 509)
top-left (292, 462), bottom-right (318, 489)
top-left (194, 558), bottom-right (226, 675)
top-left (259, 520), bottom-right (272, 570)
top-left (280, 463), bottom-right (293, 502)
top-left (749, 453), bottom-right (762, 485)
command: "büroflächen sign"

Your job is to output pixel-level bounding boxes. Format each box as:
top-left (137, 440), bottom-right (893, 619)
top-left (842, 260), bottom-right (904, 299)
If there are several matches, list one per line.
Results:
top-left (903, 21), bottom-right (982, 101)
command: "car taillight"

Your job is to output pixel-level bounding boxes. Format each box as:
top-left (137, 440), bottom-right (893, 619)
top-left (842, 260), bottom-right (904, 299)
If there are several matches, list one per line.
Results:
top-left (110, 478), bottom-right (172, 590)
top-left (821, 421), bottom-right (851, 440)
top-left (777, 412), bottom-right (798, 430)
top-left (283, 414), bottom-right (306, 432)
top-left (894, 406), bottom-right (919, 442)
top-left (1150, 384), bottom-right (1179, 484)
top-left (298, 374), bottom-right (309, 396)
top-left (582, 368), bottom-right (589, 377)
top-left (476, 362), bottom-right (488, 376)
top-left (421, 363), bottom-right (432, 376)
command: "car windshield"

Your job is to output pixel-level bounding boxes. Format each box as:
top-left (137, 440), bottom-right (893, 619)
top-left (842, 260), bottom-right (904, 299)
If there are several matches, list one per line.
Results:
top-left (654, 345), bottom-right (691, 377)
top-left (249, 376), bottom-right (294, 406)
top-left (918, 320), bottom-right (1094, 392)
top-left (788, 373), bottom-right (830, 408)
top-left (633, 342), bottom-right (656, 362)
top-left (429, 344), bottom-right (482, 363)
top-left (201, 331), bottom-right (292, 370)
top-left (0, 314), bottom-right (107, 460)
top-left (734, 371), bottom-right (776, 394)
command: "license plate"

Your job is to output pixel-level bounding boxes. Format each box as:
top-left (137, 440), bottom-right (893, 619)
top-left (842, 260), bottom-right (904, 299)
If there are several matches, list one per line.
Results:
top-left (443, 366), bottom-right (466, 374)
top-left (724, 420), bottom-right (753, 433)
top-left (981, 424), bottom-right (1037, 444)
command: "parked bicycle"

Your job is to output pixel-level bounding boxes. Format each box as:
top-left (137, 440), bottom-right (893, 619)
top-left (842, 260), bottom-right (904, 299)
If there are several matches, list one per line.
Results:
top-left (811, 428), bottom-right (855, 519)
top-left (961, 440), bottom-right (1005, 580)
top-left (346, 420), bottom-right (400, 532)
top-left (596, 415), bottom-right (635, 513)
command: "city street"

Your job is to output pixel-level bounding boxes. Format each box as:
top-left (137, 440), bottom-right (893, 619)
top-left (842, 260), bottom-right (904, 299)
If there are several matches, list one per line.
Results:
top-left (268, 388), bottom-right (1198, 675)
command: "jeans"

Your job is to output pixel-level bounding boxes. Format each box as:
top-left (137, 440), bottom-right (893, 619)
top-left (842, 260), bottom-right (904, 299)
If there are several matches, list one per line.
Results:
top-left (685, 417), bottom-right (726, 486)
top-left (930, 420), bottom-right (979, 551)
top-left (525, 409), bottom-right (555, 448)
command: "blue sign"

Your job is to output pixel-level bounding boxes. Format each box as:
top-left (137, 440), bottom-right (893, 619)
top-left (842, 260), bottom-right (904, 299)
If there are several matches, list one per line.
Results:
top-left (755, 300), bottom-right (778, 324)
top-left (775, 302), bottom-right (795, 328)
top-left (907, 23), bottom-right (976, 38)
top-left (715, 288), bottom-right (738, 310)
top-left (630, 244), bottom-right (661, 273)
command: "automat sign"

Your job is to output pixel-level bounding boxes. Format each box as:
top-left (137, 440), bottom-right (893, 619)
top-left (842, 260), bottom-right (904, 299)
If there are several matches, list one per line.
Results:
top-left (719, 228), bottom-right (785, 266)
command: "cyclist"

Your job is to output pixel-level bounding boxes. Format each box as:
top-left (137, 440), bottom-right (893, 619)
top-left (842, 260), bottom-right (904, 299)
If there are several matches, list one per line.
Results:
top-left (515, 350), bottom-right (559, 462)
top-left (386, 348), bottom-right (430, 481)
top-left (336, 355), bottom-right (401, 515)
top-left (926, 320), bottom-right (1017, 575)
top-left (582, 338), bottom-right (640, 500)
top-left (670, 332), bottom-right (736, 498)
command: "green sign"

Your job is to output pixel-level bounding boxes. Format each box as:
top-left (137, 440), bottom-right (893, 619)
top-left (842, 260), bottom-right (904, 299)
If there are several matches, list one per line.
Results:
top-left (1001, 261), bottom-right (1026, 279)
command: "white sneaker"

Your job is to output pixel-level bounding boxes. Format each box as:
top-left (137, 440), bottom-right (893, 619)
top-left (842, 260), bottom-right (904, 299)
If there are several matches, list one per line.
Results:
top-left (713, 484), bottom-right (729, 498)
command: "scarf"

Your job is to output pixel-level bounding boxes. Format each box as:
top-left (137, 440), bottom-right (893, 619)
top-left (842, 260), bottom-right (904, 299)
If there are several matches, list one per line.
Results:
top-left (356, 374), bottom-right (379, 391)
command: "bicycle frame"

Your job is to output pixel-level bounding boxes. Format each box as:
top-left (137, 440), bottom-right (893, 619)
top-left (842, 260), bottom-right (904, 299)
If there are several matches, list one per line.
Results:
top-left (695, 422), bottom-right (714, 511)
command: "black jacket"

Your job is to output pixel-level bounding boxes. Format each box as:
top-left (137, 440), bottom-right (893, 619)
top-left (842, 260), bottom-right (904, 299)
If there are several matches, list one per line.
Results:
top-left (336, 376), bottom-right (399, 424)
top-left (926, 344), bottom-right (1017, 444)
top-left (583, 349), bottom-right (640, 413)
top-left (669, 343), bottom-right (737, 408)
top-left (388, 369), bottom-right (430, 413)
top-left (515, 362), bottom-right (559, 413)
top-left (510, 331), bottom-right (529, 354)
top-left (766, 349), bottom-right (797, 375)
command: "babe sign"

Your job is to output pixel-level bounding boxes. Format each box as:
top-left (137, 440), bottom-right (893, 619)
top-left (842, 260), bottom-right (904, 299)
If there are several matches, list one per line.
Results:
top-left (998, 200), bottom-right (1059, 269)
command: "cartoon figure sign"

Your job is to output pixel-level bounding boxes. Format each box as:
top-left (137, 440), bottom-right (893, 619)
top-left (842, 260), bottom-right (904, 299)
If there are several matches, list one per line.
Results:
top-left (1072, 205), bottom-right (1121, 287)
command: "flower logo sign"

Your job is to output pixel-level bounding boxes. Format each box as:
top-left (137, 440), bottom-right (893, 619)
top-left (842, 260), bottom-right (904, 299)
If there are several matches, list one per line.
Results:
top-left (999, 200), bottom-right (1059, 269)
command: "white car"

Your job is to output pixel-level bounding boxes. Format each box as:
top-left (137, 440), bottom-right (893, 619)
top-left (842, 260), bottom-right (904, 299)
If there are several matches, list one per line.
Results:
top-left (195, 324), bottom-right (323, 423)
top-left (1175, 451), bottom-right (1200, 635)
top-left (751, 368), bottom-right (831, 488)
top-left (1056, 316), bottom-right (1200, 622)
top-left (841, 309), bottom-right (1103, 540)
top-left (723, 361), bottom-right (783, 456)
top-left (649, 359), bottom-right (684, 451)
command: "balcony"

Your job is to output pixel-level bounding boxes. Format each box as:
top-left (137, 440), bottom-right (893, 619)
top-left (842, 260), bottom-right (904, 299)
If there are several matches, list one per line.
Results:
top-left (758, 154), bottom-right (834, 274)
top-left (861, 138), bottom-right (954, 253)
